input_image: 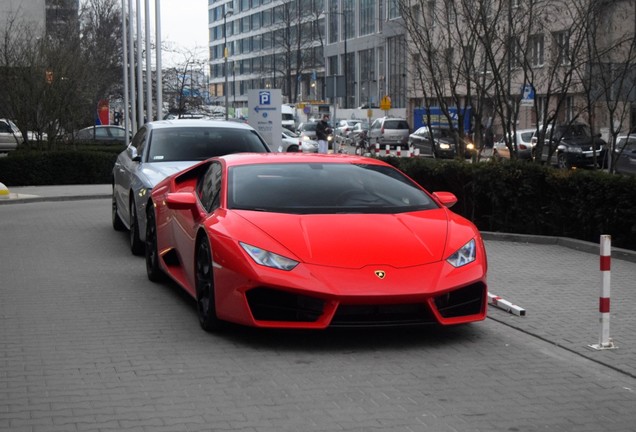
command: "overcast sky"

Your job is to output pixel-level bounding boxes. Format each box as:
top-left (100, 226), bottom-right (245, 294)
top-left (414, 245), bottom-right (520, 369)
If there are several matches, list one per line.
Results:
top-left (142, 0), bottom-right (209, 67)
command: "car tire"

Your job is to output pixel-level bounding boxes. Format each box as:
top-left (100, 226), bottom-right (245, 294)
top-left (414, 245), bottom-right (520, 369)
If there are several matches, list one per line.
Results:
top-left (195, 235), bottom-right (222, 332)
top-left (145, 203), bottom-right (164, 282)
top-left (112, 191), bottom-right (125, 231)
top-left (129, 197), bottom-right (144, 256)
top-left (287, 145), bottom-right (299, 152)
top-left (557, 153), bottom-right (570, 169)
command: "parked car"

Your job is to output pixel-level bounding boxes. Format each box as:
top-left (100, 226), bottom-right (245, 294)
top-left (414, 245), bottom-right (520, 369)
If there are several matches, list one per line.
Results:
top-left (145, 152), bottom-right (488, 331)
top-left (350, 121), bottom-right (370, 141)
top-left (334, 119), bottom-right (362, 144)
top-left (281, 128), bottom-right (318, 153)
top-left (296, 121), bottom-right (318, 140)
top-left (71, 125), bottom-right (131, 144)
top-left (407, 126), bottom-right (431, 149)
top-left (112, 119), bottom-right (271, 255)
top-left (368, 117), bottom-right (410, 149)
top-left (492, 129), bottom-right (535, 161)
top-left (408, 126), bottom-right (464, 159)
top-left (279, 128), bottom-right (313, 152)
top-left (533, 123), bottom-right (606, 169)
top-left (0, 119), bottom-right (23, 153)
top-left (613, 135), bottom-right (636, 175)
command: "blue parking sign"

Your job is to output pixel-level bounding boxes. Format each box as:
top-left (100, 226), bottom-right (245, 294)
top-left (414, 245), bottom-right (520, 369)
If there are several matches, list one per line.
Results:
top-left (259, 91), bottom-right (271, 105)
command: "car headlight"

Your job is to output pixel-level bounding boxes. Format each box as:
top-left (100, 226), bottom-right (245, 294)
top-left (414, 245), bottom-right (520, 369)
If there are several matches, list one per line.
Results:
top-left (439, 143), bottom-right (451, 150)
top-left (446, 239), bottom-right (476, 268)
top-left (466, 143), bottom-right (475, 151)
top-left (240, 242), bottom-right (299, 271)
top-left (302, 135), bottom-right (311, 141)
top-left (566, 146), bottom-right (583, 153)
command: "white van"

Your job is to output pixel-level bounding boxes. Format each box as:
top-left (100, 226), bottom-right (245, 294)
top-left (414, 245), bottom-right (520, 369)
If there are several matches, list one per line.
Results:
top-left (282, 104), bottom-right (296, 131)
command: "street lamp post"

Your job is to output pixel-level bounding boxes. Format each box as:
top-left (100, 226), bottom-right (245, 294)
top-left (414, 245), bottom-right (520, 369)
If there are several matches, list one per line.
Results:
top-left (223, 6), bottom-right (233, 120)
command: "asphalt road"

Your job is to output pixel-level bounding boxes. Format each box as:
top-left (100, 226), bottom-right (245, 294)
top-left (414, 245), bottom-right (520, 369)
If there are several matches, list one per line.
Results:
top-left (1, 199), bottom-right (635, 432)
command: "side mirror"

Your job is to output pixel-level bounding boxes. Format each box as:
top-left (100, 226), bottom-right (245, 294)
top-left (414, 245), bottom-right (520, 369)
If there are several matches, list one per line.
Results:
top-left (165, 192), bottom-right (198, 210)
top-left (432, 191), bottom-right (457, 208)
top-left (127, 146), bottom-right (140, 161)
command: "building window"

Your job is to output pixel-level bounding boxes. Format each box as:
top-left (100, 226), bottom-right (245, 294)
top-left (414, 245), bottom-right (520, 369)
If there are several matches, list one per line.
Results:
top-left (509, 36), bottom-right (521, 68)
top-left (536, 96), bottom-right (546, 124)
top-left (344, 0), bottom-right (354, 39)
top-left (359, 0), bottom-right (375, 36)
top-left (328, 0), bottom-right (338, 44)
top-left (427, 1), bottom-right (436, 28)
top-left (388, 0), bottom-right (400, 19)
top-left (566, 96), bottom-right (574, 122)
top-left (553, 31), bottom-right (570, 66)
top-left (529, 34), bottom-right (544, 67)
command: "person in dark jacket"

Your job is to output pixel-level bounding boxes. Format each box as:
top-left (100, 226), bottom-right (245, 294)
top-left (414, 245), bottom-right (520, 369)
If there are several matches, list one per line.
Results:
top-left (316, 114), bottom-right (332, 154)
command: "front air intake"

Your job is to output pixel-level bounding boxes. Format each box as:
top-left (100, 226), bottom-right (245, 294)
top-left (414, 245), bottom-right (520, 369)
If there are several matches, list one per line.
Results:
top-left (246, 288), bottom-right (325, 322)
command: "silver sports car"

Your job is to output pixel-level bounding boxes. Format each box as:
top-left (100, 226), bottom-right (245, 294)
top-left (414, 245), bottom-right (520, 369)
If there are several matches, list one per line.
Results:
top-left (112, 119), bottom-right (271, 254)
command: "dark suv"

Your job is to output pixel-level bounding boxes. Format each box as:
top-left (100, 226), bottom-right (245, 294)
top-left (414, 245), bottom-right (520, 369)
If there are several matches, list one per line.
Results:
top-left (533, 123), bottom-right (606, 169)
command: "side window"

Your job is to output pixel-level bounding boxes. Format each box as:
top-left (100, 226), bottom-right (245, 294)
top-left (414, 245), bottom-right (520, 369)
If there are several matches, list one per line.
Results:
top-left (130, 127), bottom-right (147, 159)
top-left (198, 162), bottom-right (223, 213)
top-left (0, 121), bottom-right (12, 133)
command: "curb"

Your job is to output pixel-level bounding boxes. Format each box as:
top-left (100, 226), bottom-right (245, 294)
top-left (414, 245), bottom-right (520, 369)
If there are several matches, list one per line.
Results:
top-left (482, 231), bottom-right (636, 263)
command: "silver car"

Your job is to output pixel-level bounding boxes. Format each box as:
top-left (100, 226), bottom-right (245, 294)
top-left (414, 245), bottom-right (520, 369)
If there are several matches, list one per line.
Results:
top-left (0, 119), bottom-right (23, 153)
top-left (112, 119), bottom-right (271, 255)
top-left (493, 128), bottom-right (535, 161)
top-left (368, 117), bottom-right (410, 149)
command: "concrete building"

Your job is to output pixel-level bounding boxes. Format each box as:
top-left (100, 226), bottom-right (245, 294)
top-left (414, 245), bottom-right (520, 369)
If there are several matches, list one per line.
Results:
top-left (207, 0), bottom-right (408, 118)
top-left (401, 0), bottom-right (636, 138)
top-left (0, 0), bottom-right (78, 38)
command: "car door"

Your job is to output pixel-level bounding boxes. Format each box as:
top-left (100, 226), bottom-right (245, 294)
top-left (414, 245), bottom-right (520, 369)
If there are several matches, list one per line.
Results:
top-left (113, 126), bottom-right (148, 224)
top-left (176, 161), bottom-right (223, 293)
top-left (368, 119), bottom-right (381, 143)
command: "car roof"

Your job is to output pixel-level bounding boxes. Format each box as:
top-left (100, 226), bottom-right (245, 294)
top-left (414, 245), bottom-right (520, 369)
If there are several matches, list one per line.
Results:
top-left (145, 119), bottom-right (257, 130)
top-left (218, 152), bottom-right (389, 168)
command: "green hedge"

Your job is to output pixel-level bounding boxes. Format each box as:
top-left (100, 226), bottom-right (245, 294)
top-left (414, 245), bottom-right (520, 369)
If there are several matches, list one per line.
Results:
top-left (0, 145), bottom-right (122, 186)
top-left (1, 150), bottom-right (635, 250)
top-left (384, 157), bottom-right (636, 251)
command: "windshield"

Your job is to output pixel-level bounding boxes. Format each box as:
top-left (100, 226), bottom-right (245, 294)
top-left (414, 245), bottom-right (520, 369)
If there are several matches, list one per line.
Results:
top-left (556, 125), bottom-right (591, 139)
top-left (147, 127), bottom-right (268, 162)
top-left (228, 163), bottom-right (439, 214)
top-left (301, 123), bottom-right (318, 132)
top-left (431, 128), bottom-right (452, 139)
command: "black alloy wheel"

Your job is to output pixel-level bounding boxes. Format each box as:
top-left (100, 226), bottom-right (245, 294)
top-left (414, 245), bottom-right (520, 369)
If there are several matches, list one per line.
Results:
top-left (557, 153), bottom-right (571, 169)
top-left (112, 190), bottom-right (125, 231)
top-left (195, 235), bottom-right (222, 332)
top-left (145, 204), bottom-right (164, 282)
top-left (129, 198), bottom-right (144, 255)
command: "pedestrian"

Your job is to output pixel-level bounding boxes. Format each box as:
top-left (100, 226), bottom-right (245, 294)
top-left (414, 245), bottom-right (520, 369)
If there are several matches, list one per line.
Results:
top-left (316, 114), bottom-right (332, 154)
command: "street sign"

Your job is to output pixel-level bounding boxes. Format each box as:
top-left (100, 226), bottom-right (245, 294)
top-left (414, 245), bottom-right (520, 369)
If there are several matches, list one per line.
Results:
top-left (380, 95), bottom-right (391, 111)
top-left (248, 89), bottom-right (281, 149)
top-left (521, 84), bottom-right (535, 107)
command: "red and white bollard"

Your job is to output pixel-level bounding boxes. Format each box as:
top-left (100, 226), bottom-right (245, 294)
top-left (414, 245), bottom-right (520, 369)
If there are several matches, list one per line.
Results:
top-left (396, 147), bottom-right (401, 157)
top-left (375, 143), bottom-right (380, 156)
top-left (589, 235), bottom-right (618, 350)
top-left (385, 145), bottom-right (390, 156)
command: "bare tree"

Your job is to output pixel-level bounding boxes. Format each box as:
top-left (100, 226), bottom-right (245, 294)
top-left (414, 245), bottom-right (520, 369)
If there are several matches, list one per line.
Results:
top-left (270, 0), bottom-right (323, 103)
top-left (162, 47), bottom-right (208, 116)
top-left (0, 0), bottom-right (123, 149)
top-left (572, 0), bottom-right (636, 172)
